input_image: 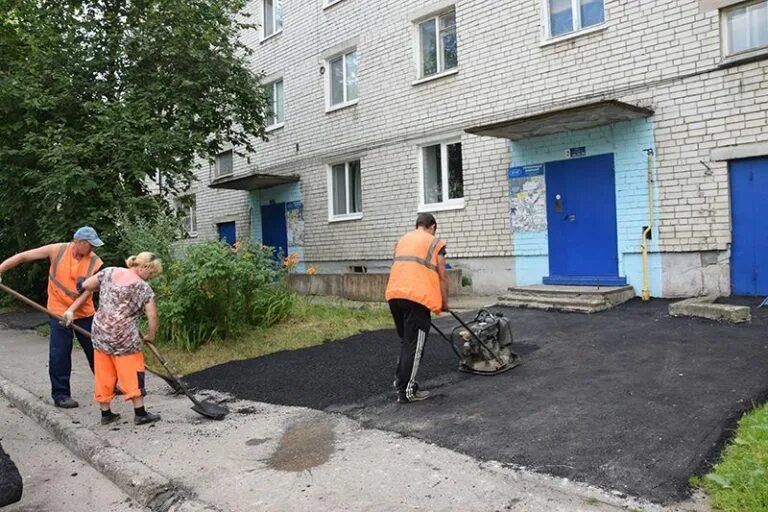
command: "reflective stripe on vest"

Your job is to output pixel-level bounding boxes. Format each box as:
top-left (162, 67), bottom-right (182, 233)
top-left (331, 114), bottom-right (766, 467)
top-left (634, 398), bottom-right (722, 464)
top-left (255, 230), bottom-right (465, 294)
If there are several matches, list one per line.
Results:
top-left (49, 244), bottom-right (77, 298)
top-left (393, 237), bottom-right (442, 272)
top-left (49, 244), bottom-right (101, 298)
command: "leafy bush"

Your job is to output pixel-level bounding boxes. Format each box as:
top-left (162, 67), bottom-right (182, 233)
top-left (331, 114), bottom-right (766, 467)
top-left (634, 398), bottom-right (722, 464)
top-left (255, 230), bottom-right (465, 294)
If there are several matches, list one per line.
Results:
top-left (115, 209), bottom-right (182, 266)
top-left (155, 241), bottom-right (294, 351)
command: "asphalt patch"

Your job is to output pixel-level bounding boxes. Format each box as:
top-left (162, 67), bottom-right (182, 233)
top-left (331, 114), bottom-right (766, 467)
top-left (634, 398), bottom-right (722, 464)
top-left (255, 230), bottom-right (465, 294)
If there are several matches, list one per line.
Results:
top-left (0, 441), bottom-right (23, 507)
top-left (0, 311), bottom-right (48, 330)
top-left (187, 299), bottom-right (768, 503)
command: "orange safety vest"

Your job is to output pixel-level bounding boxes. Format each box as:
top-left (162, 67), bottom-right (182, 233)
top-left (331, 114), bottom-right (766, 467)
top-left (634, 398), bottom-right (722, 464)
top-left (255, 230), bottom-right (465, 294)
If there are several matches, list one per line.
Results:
top-left (385, 229), bottom-right (446, 313)
top-left (47, 243), bottom-right (103, 318)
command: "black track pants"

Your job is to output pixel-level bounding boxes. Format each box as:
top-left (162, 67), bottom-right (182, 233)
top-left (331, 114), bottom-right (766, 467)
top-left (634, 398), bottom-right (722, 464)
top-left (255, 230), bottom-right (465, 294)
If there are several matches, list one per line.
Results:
top-left (388, 298), bottom-right (431, 400)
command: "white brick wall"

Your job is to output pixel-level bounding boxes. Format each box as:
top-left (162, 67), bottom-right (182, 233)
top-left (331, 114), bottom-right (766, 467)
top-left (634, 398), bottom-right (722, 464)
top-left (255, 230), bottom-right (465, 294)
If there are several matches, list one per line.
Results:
top-left (188, 0), bottom-right (768, 264)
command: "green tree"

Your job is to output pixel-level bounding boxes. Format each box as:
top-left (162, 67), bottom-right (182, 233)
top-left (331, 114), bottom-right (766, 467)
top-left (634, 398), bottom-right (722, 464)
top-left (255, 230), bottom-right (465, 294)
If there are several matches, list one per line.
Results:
top-left (0, 0), bottom-right (268, 299)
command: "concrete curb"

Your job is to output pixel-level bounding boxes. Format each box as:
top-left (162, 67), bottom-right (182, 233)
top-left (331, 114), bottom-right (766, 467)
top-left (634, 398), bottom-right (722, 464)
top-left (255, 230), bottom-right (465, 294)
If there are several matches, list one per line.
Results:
top-left (0, 375), bottom-right (221, 512)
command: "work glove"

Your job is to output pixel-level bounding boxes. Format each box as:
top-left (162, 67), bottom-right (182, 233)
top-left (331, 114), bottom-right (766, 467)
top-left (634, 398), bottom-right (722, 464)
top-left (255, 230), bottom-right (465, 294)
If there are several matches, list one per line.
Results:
top-left (62, 310), bottom-right (74, 327)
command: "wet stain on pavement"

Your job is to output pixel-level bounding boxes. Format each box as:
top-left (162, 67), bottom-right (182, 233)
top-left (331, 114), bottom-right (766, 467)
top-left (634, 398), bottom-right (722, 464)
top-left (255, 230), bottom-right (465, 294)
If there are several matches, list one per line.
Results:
top-left (266, 417), bottom-right (335, 472)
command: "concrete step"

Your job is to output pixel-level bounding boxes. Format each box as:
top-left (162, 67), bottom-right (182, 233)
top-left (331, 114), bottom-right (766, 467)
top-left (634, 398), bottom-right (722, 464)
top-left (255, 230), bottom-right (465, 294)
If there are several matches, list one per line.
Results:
top-left (497, 285), bottom-right (635, 314)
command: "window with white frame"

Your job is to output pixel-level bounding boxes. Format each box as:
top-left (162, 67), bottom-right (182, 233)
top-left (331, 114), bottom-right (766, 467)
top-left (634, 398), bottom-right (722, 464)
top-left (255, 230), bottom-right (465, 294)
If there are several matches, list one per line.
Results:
top-left (266, 79), bottom-right (284, 129)
top-left (418, 10), bottom-right (457, 78)
top-left (327, 50), bottom-right (358, 108)
top-left (722, 0), bottom-right (768, 56)
top-left (545, 0), bottom-right (604, 38)
top-left (328, 160), bottom-right (362, 220)
top-left (263, 0), bottom-right (283, 39)
top-left (215, 150), bottom-right (233, 177)
top-left (420, 142), bottom-right (463, 209)
top-left (175, 195), bottom-right (197, 237)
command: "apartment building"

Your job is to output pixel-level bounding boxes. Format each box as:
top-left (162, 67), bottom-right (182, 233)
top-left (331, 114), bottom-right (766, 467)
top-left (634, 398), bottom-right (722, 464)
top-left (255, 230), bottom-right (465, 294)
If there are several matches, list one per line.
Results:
top-left (180, 0), bottom-right (768, 297)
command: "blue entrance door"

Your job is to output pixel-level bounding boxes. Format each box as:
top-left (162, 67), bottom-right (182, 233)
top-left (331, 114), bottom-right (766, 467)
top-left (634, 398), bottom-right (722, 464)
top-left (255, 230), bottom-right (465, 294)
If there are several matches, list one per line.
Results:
top-left (544, 153), bottom-right (624, 286)
top-left (261, 202), bottom-right (288, 259)
top-left (730, 157), bottom-right (768, 295)
top-left (216, 222), bottom-right (236, 245)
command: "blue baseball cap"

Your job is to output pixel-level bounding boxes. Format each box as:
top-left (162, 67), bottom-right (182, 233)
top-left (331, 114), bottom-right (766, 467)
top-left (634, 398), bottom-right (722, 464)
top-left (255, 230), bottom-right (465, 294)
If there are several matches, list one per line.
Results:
top-left (73, 226), bottom-right (104, 247)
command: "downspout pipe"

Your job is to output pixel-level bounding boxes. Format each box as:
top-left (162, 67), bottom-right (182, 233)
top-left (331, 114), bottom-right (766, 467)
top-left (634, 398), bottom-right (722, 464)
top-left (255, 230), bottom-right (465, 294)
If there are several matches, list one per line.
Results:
top-left (641, 148), bottom-right (655, 301)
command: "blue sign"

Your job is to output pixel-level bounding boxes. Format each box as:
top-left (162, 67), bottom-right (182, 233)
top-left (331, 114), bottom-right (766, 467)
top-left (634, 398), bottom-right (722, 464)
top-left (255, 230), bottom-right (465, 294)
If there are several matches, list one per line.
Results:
top-left (567, 146), bottom-right (586, 158)
top-left (508, 164), bottom-right (544, 179)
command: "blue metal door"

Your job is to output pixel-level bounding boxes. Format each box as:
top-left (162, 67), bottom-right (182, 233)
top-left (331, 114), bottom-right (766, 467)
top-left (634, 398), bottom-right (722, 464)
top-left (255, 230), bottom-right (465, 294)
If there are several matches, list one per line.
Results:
top-left (544, 153), bottom-right (624, 286)
top-left (216, 222), bottom-right (236, 245)
top-left (730, 157), bottom-right (768, 295)
top-left (261, 202), bottom-right (288, 260)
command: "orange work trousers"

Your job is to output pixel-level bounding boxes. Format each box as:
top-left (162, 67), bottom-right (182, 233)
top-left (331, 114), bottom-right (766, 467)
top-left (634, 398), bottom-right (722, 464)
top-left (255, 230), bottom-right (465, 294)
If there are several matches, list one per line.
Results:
top-left (94, 349), bottom-right (146, 402)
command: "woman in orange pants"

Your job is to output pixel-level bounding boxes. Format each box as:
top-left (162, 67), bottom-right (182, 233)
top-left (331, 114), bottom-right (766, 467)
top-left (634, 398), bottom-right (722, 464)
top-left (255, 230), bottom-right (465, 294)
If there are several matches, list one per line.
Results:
top-left (65, 252), bottom-right (162, 425)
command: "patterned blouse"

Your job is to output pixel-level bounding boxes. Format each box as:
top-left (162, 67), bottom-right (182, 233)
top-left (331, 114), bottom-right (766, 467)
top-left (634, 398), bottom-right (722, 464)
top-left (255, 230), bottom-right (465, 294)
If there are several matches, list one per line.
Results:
top-left (92, 267), bottom-right (155, 356)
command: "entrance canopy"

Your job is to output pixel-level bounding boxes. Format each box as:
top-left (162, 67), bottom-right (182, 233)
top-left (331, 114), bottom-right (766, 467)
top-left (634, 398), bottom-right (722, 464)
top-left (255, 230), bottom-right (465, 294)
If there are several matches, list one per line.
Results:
top-left (209, 172), bottom-right (299, 191)
top-left (466, 100), bottom-right (653, 141)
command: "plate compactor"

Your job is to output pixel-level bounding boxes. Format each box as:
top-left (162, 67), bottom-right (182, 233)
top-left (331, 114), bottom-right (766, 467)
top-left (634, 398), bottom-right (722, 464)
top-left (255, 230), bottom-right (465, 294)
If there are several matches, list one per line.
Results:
top-left (433, 309), bottom-right (521, 375)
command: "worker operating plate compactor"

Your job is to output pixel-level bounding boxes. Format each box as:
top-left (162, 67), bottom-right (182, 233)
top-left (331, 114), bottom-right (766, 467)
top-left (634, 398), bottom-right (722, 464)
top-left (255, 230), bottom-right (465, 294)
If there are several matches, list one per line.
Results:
top-left (432, 309), bottom-right (521, 375)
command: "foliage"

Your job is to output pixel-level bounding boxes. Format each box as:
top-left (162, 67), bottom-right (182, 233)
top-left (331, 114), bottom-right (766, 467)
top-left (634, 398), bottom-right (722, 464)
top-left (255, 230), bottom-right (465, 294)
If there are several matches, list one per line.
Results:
top-left (697, 402), bottom-right (768, 512)
top-left (154, 242), bottom-right (295, 351)
top-left (116, 209), bottom-right (182, 266)
top-left (0, 0), bottom-right (269, 298)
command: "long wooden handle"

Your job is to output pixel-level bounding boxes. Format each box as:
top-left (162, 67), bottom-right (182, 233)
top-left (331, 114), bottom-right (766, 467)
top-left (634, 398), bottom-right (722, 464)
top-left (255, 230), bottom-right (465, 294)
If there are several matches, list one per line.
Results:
top-left (0, 283), bottom-right (91, 338)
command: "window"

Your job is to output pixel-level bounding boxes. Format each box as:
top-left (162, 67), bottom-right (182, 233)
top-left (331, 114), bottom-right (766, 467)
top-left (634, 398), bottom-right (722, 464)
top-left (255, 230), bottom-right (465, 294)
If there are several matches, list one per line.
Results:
top-left (420, 142), bottom-right (463, 210)
top-left (328, 160), bottom-right (362, 220)
top-left (723, 0), bottom-right (768, 56)
top-left (545, 0), bottom-right (604, 38)
top-left (175, 195), bottom-right (197, 237)
top-left (418, 11), bottom-right (457, 78)
top-left (327, 50), bottom-right (358, 109)
top-left (216, 150), bottom-right (233, 177)
top-left (266, 80), bottom-right (284, 129)
top-left (263, 0), bottom-right (283, 39)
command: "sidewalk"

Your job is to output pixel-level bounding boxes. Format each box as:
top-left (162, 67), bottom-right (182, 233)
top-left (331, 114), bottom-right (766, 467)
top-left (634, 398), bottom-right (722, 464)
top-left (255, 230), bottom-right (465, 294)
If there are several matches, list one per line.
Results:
top-left (0, 326), bottom-right (707, 512)
top-left (1, 393), bottom-right (146, 512)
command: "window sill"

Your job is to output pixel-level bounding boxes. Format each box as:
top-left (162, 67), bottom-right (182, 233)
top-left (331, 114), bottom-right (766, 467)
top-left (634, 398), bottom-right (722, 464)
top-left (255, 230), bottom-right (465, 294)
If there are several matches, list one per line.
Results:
top-left (719, 46), bottom-right (768, 69)
top-left (326, 99), bottom-right (358, 113)
top-left (418, 199), bottom-right (465, 213)
top-left (260, 30), bottom-right (283, 44)
top-left (412, 67), bottom-right (458, 86)
top-left (329, 212), bottom-right (363, 223)
top-left (266, 122), bottom-right (284, 133)
top-left (214, 173), bottom-right (234, 181)
top-left (323, 0), bottom-right (345, 10)
top-left (539, 24), bottom-right (608, 47)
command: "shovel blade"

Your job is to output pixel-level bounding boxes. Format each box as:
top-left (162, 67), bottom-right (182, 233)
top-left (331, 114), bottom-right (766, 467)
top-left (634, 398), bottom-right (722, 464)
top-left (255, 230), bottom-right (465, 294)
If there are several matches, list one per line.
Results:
top-left (191, 401), bottom-right (229, 420)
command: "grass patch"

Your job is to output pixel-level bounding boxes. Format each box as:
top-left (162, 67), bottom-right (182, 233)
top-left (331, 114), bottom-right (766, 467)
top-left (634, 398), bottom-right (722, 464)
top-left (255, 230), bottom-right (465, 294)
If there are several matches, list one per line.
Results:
top-left (148, 297), bottom-right (393, 375)
top-left (697, 402), bottom-right (768, 512)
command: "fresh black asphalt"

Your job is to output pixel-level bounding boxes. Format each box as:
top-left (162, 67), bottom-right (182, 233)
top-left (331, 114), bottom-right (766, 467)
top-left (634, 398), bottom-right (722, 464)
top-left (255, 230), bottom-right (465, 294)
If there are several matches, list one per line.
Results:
top-left (0, 311), bottom-right (47, 330)
top-left (189, 298), bottom-right (768, 503)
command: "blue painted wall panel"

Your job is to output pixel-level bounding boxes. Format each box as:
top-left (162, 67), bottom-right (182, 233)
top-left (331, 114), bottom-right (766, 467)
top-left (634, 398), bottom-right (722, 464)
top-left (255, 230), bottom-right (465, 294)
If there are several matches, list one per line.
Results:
top-left (508, 118), bottom-right (660, 295)
top-left (249, 182), bottom-right (305, 271)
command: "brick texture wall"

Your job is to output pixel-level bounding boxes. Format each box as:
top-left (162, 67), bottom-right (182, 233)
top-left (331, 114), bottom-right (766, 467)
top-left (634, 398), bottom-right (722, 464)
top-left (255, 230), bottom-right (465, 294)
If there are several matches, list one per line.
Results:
top-left (188, 0), bottom-right (768, 263)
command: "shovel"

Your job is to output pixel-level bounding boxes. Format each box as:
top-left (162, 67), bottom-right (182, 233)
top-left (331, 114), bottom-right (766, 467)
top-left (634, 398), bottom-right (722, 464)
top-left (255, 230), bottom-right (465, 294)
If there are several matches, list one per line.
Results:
top-left (0, 283), bottom-right (228, 420)
top-left (143, 342), bottom-right (229, 420)
top-left (0, 282), bottom-right (183, 393)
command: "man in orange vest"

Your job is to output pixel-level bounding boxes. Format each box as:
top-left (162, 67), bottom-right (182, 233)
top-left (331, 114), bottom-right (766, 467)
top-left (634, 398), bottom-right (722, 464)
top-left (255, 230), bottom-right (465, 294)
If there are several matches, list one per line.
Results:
top-left (0, 227), bottom-right (104, 408)
top-left (385, 213), bottom-right (448, 404)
